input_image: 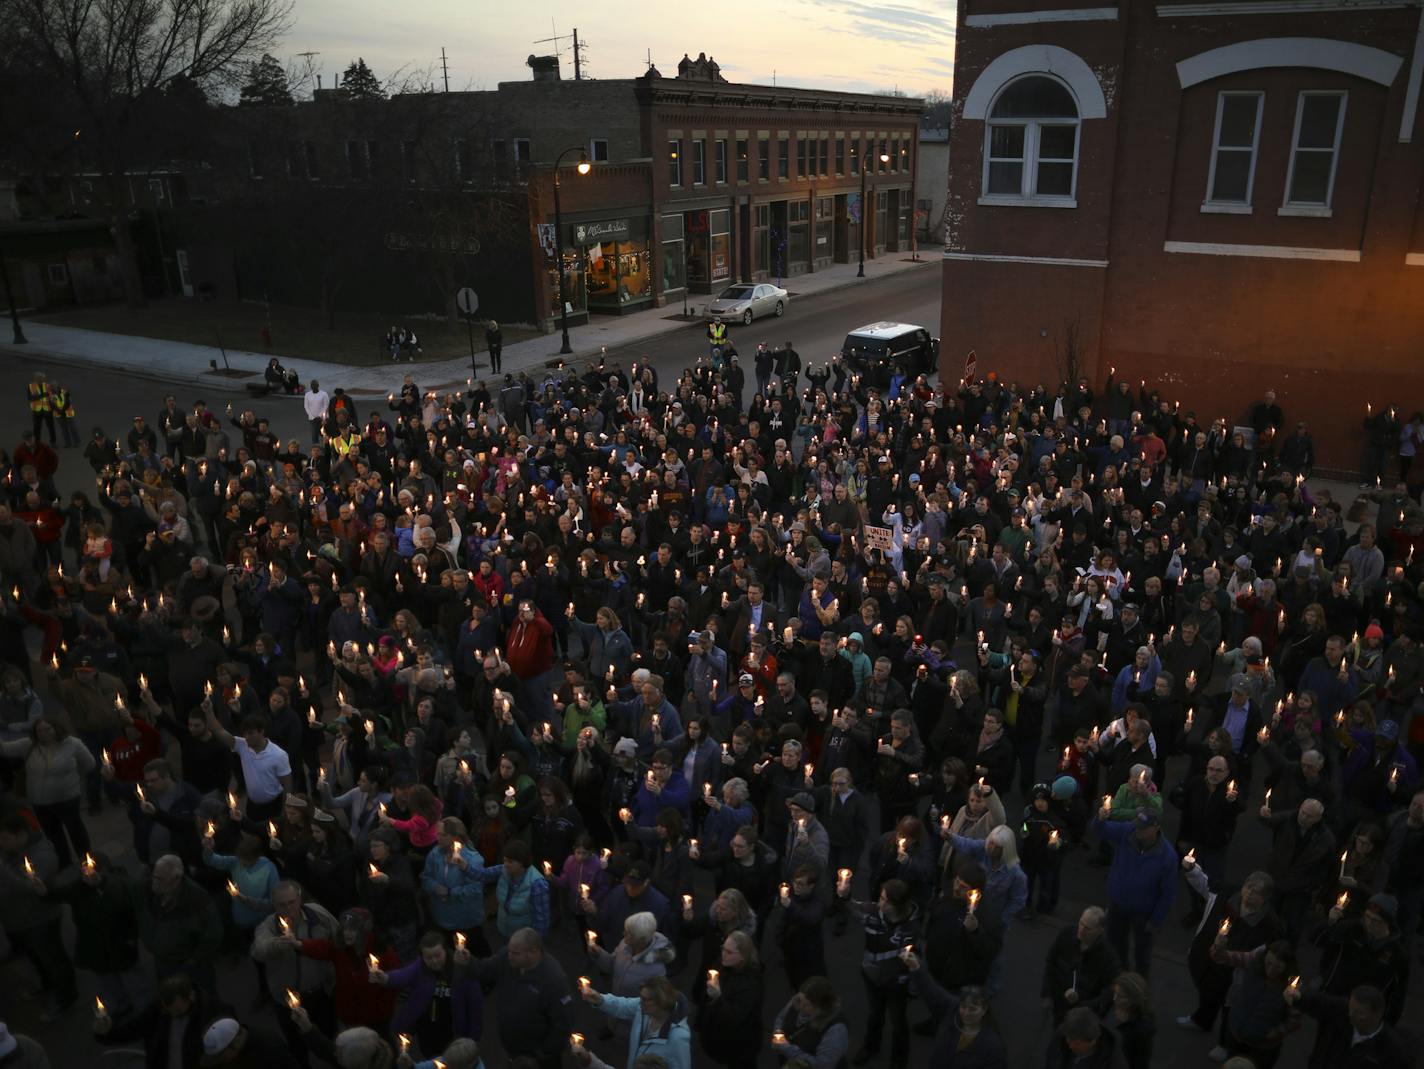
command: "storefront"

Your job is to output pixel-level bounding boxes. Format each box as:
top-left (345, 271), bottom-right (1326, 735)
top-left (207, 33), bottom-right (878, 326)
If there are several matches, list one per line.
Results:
top-left (571, 217), bottom-right (653, 315)
top-left (685, 208), bottom-right (731, 292)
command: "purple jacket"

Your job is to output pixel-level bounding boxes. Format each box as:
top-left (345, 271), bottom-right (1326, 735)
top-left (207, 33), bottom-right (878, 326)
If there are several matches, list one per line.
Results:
top-left (387, 959), bottom-right (483, 1040)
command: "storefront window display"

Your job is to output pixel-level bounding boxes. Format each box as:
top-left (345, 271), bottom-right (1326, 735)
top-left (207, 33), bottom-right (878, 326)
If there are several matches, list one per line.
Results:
top-left (685, 209), bottom-right (732, 289)
top-left (662, 214), bottom-right (685, 295)
top-left (570, 217), bottom-right (653, 314)
top-left (545, 249), bottom-right (586, 321)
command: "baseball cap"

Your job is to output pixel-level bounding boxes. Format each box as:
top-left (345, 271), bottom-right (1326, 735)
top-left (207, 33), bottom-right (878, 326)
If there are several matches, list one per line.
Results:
top-left (1134, 808), bottom-right (1161, 829)
top-left (613, 738), bottom-right (638, 757)
top-left (204, 1018), bottom-right (241, 1055)
top-left (738, 673), bottom-right (755, 686)
top-left (1378, 719), bottom-right (1400, 742)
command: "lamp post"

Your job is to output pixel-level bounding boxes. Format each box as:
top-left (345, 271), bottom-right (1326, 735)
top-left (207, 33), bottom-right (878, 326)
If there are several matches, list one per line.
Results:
top-left (0, 233), bottom-right (27, 344)
top-left (857, 150), bottom-right (892, 278)
top-left (552, 146), bottom-right (591, 355)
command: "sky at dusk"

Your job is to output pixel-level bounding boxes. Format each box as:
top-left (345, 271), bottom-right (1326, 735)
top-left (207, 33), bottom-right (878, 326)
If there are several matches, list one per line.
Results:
top-left (282, 0), bottom-right (955, 98)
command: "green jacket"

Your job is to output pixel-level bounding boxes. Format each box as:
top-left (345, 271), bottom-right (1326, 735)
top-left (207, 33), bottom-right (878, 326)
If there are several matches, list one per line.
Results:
top-left (1108, 784), bottom-right (1164, 822)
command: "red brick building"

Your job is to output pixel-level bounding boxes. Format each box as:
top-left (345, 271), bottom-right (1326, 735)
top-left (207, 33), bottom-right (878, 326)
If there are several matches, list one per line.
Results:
top-left (940, 3), bottom-right (1424, 469)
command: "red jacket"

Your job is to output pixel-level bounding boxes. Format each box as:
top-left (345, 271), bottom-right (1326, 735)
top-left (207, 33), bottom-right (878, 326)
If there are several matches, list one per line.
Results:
top-left (505, 610), bottom-right (554, 679)
top-left (109, 717), bottom-right (163, 784)
top-left (472, 570), bottom-right (505, 607)
top-left (299, 939), bottom-right (397, 1029)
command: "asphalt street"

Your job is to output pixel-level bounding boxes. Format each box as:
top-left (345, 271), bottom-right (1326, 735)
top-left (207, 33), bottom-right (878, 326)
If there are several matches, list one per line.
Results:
top-left (3, 267), bottom-right (1419, 1066)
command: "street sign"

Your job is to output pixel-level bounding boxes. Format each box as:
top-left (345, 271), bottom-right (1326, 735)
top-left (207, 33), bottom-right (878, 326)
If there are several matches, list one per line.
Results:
top-left (456, 287), bottom-right (479, 316)
top-left (964, 349), bottom-right (977, 380)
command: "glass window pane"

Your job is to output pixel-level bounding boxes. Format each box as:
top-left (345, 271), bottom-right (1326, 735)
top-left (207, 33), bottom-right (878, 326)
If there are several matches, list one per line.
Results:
top-left (1035, 161), bottom-right (1074, 197)
top-left (988, 125), bottom-right (1025, 159)
top-left (988, 161), bottom-right (1024, 195)
top-left (1038, 125), bottom-right (1076, 161)
top-left (1218, 96), bottom-right (1258, 149)
top-left (1289, 151), bottom-right (1333, 204)
top-left (1298, 95), bottom-right (1342, 150)
top-left (1210, 149), bottom-right (1252, 202)
top-left (991, 76), bottom-right (1077, 119)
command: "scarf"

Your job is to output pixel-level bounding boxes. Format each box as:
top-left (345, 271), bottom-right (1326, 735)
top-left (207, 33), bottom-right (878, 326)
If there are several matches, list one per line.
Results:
top-left (977, 722), bottom-right (1004, 754)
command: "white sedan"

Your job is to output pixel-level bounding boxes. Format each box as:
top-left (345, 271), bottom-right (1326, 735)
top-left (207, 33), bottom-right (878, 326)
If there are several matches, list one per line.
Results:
top-left (706, 283), bottom-right (788, 325)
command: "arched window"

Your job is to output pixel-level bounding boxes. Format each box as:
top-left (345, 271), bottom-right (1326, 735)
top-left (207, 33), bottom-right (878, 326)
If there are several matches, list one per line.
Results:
top-left (983, 75), bottom-right (1080, 204)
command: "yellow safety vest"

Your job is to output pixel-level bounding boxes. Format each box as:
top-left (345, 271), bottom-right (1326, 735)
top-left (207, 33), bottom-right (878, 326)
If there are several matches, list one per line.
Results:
top-left (27, 382), bottom-right (49, 413)
top-left (52, 389), bottom-right (75, 418)
top-left (332, 432), bottom-right (359, 459)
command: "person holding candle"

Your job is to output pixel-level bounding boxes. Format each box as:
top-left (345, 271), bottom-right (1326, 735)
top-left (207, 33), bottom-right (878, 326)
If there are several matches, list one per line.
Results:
top-left (696, 929), bottom-right (765, 1068)
top-left (420, 817), bottom-right (488, 955)
top-left (459, 927), bottom-right (573, 1069)
top-left (290, 907), bottom-right (396, 1031)
top-left (1262, 797), bottom-right (1336, 941)
top-left (1342, 719), bottom-right (1419, 821)
top-left (468, 839), bottom-right (550, 939)
top-left (1172, 756), bottom-right (1245, 923)
top-left (840, 877), bottom-right (920, 1067)
top-left (1090, 807), bottom-right (1178, 976)
top-left (203, 830), bottom-right (279, 954)
top-left (91, 972), bottom-right (233, 1069)
top-left (630, 750), bottom-right (692, 828)
top-left (303, 810), bottom-right (358, 919)
top-left (1040, 906), bottom-right (1119, 1024)
top-left (775, 864), bottom-right (827, 990)
top-left (0, 809), bottom-right (77, 1022)
top-left (0, 716), bottom-right (95, 869)
top-left (1317, 893), bottom-right (1410, 1025)
top-left (699, 777), bottom-right (756, 854)
top-left (1206, 937), bottom-right (1298, 1066)
top-left (683, 888), bottom-right (757, 1007)
top-left (586, 910), bottom-right (675, 1040)
top-left (357, 826), bottom-right (420, 962)
top-left (770, 977), bottom-right (850, 1069)
top-left (1019, 782), bottom-right (1070, 919)
top-left (577, 975), bottom-right (691, 1069)
top-left (373, 932), bottom-right (482, 1060)
top-left (782, 793), bottom-right (830, 893)
top-left (251, 880), bottom-right (340, 1066)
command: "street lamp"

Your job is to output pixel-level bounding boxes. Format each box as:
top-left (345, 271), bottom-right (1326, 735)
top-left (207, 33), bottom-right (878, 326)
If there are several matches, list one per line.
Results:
top-left (552, 146), bottom-right (592, 355)
top-left (0, 233), bottom-right (27, 344)
top-left (857, 150), bottom-right (892, 278)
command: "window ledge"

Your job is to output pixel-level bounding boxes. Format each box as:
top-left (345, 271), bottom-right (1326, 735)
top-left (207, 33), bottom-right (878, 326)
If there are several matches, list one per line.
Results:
top-left (1201, 202), bottom-right (1252, 214)
top-left (1277, 204), bottom-right (1333, 218)
top-left (977, 195), bottom-right (1077, 209)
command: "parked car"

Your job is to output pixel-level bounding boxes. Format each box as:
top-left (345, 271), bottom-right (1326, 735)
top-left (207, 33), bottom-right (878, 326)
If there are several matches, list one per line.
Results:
top-left (706, 283), bottom-right (789, 324)
top-left (840, 321), bottom-right (939, 384)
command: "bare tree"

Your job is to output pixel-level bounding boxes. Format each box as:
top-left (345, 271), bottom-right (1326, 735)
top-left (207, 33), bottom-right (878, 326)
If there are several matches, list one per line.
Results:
top-left (6, 0), bottom-right (293, 306)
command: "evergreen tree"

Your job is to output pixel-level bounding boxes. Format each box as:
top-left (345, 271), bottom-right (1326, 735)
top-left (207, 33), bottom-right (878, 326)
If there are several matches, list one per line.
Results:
top-left (341, 58), bottom-right (384, 100)
top-left (239, 53), bottom-right (293, 107)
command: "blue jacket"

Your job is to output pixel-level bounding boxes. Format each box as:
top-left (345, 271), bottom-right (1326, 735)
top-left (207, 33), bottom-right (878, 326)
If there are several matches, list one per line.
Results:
top-left (947, 835), bottom-right (1028, 924)
top-left (420, 843), bottom-right (487, 931)
top-left (1111, 655), bottom-right (1160, 714)
top-left (1094, 818), bottom-right (1178, 926)
top-left (571, 618), bottom-right (635, 682)
top-left (633, 770), bottom-right (692, 825)
top-left (596, 991), bottom-right (692, 1069)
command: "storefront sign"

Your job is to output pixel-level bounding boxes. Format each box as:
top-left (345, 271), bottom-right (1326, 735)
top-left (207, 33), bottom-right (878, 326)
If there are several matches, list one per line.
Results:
top-left (537, 223), bottom-right (558, 260)
top-left (573, 219), bottom-right (630, 245)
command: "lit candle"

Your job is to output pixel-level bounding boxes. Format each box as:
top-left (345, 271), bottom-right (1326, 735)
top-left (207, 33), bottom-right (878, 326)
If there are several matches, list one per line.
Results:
top-left (94, 995), bottom-right (107, 1019)
top-left (399, 1035), bottom-right (411, 1056)
top-left (570, 1033), bottom-right (585, 1052)
top-left (707, 969), bottom-right (719, 985)
top-left (285, 988), bottom-right (301, 1009)
top-left (586, 930), bottom-right (598, 949)
top-left (506, 786), bottom-right (516, 801)
top-left (1049, 829), bottom-right (1061, 846)
top-left (967, 889), bottom-right (981, 913)
top-left (279, 916), bottom-right (292, 937)
top-left (837, 868), bottom-right (852, 894)
top-left (268, 820), bottom-right (279, 839)
top-left (1340, 850), bottom-right (1348, 878)
top-left (455, 932), bottom-right (466, 951)
top-left (226, 879), bottom-right (239, 897)
top-left (579, 976), bottom-right (591, 991)
top-left (780, 882), bottom-right (791, 905)
top-left (368, 863), bottom-right (380, 878)
top-left (1218, 918), bottom-right (1231, 938)
top-left (1184, 848), bottom-right (1196, 865)
top-left (82, 852), bottom-right (97, 875)
top-left (618, 807), bottom-right (632, 823)
top-left (368, 953), bottom-right (381, 973)
top-left (683, 893), bottom-right (693, 910)
top-left (803, 762), bottom-right (814, 779)
top-left (580, 882), bottom-right (591, 901)
top-left (135, 784), bottom-right (146, 804)
top-left (1336, 891), bottom-right (1350, 910)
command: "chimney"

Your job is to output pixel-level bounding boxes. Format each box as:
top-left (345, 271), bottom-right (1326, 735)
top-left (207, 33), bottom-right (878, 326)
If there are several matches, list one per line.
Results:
top-left (527, 54), bottom-right (561, 82)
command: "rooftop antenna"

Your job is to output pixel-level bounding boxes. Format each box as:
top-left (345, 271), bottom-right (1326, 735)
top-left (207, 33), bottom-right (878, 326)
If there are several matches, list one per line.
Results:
top-left (440, 47), bottom-right (450, 92)
top-left (533, 26), bottom-right (587, 79)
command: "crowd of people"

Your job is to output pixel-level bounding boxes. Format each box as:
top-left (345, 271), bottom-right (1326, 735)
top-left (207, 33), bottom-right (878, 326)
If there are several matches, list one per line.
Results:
top-left (0, 340), bottom-right (1421, 1069)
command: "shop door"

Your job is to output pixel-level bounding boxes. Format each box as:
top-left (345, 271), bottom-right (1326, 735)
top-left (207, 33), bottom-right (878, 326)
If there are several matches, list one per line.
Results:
top-left (769, 201), bottom-right (789, 280)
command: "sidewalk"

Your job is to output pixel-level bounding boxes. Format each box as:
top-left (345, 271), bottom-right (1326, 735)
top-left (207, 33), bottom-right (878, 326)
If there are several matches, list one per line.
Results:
top-left (1, 254), bottom-right (933, 395)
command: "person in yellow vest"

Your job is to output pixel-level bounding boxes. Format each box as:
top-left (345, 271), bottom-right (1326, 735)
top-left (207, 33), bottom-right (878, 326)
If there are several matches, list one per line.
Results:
top-left (706, 317), bottom-right (728, 360)
top-left (26, 371), bottom-right (55, 445)
top-left (50, 383), bottom-right (79, 448)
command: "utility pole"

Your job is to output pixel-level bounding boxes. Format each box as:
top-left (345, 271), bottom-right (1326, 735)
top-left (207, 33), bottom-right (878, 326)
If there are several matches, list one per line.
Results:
top-left (440, 48), bottom-right (450, 92)
top-left (572, 29), bottom-right (580, 80)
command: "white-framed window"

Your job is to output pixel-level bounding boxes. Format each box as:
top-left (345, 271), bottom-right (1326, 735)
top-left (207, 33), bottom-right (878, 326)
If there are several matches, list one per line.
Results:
top-left (1282, 91), bottom-right (1346, 214)
top-left (1203, 91), bottom-right (1263, 213)
top-left (980, 75), bottom-right (1079, 206)
top-left (590, 138), bottom-right (609, 162)
top-left (693, 139), bottom-right (706, 185)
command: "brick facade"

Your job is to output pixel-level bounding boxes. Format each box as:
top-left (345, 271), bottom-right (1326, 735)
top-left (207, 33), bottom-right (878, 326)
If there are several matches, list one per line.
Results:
top-left (940, 2), bottom-right (1424, 469)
